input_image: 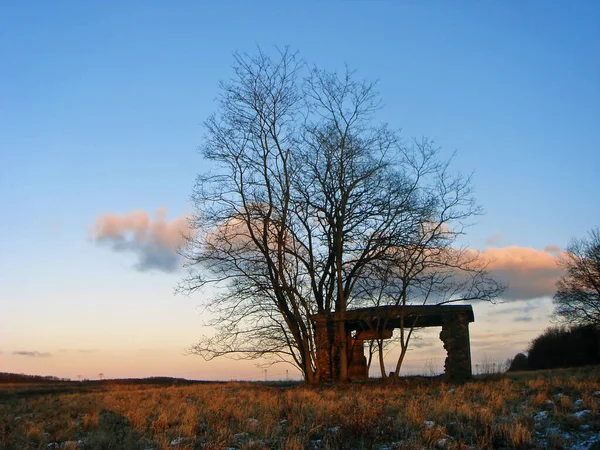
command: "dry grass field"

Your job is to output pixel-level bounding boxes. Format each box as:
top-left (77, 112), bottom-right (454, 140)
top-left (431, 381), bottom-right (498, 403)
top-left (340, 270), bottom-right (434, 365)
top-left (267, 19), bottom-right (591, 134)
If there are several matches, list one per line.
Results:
top-left (1, 367), bottom-right (600, 450)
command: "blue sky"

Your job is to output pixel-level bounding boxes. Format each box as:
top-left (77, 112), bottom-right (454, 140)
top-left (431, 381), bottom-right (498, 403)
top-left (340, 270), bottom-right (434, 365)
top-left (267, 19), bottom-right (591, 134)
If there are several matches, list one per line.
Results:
top-left (1, 1), bottom-right (598, 380)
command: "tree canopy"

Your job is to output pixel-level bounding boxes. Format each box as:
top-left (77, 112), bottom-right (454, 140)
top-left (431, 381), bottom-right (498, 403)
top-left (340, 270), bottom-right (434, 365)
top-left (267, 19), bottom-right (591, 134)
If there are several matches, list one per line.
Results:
top-left (553, 227), bottom-right (600, 327)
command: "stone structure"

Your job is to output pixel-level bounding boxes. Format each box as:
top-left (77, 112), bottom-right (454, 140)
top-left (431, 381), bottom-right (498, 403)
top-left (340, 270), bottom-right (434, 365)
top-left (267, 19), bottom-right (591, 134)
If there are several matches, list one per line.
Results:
top-left (311, 304), bottom-right (474, 382)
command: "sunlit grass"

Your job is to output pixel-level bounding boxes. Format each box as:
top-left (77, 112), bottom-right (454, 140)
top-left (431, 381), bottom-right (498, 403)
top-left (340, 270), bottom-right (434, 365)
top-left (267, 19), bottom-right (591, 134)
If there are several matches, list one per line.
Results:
top-left (1, 366), bottom-right (599, 449)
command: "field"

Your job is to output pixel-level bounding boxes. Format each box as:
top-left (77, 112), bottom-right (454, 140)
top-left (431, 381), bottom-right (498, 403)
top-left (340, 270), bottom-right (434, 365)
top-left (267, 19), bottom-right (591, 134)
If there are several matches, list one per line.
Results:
top-left (1, 368), bottom-right (600, 450)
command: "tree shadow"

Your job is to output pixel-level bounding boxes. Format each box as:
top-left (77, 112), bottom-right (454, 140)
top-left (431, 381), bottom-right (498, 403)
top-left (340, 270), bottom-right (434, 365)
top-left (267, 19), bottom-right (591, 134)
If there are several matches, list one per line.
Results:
top-left (86, 410), bottom-right (148, 449)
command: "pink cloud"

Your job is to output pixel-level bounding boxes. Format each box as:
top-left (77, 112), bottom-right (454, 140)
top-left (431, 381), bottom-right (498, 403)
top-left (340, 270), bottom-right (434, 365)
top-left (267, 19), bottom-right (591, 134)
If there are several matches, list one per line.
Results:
top-left (91, 208), bottom-right (566, 299)
top-left (92, 208), bottom-right (193, 272)
top-left (477, 246), bottom-right (565, 300)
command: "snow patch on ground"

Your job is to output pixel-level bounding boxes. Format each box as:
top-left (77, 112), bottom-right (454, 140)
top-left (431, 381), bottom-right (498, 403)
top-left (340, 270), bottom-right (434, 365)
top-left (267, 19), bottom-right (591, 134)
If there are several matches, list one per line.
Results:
top-left (46, 441), bottom-right (84, 449)
top-left (569, 434), bottom-right (600, 450)
top-left (574, 409), bottom-right (591, 418)
top-left (435, 438), bottom-right (447, 449)
top-left (169, 437), bottom-right (185, 446)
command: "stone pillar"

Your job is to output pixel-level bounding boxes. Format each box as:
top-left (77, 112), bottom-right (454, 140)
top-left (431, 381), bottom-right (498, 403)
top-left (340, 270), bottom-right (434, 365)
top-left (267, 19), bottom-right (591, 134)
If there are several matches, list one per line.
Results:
top-left (313, 317), bottom-right (333, 381)
top-left (347, 335), bottom-right (368, 380)
top-left (439, 313), bottom-right (472, 382)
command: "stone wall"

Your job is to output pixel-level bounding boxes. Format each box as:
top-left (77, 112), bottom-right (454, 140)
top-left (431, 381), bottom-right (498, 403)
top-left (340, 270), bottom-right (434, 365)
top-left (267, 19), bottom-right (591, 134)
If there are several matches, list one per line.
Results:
top-left (347, 336), bottom-right (368, 379)
top-left (439, 313), bottom-right (472, 382)
top-left (313, 306), bottom-right (474, 383)
top-left (314, 317), bottom-right (334, 381)
top-left (314, 319), bottom-right (369, 381)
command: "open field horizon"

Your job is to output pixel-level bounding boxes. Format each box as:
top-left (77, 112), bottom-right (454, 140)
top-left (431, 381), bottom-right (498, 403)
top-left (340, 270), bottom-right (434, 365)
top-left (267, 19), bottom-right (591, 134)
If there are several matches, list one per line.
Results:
top-left (2, 366), bottom-right (600, 449)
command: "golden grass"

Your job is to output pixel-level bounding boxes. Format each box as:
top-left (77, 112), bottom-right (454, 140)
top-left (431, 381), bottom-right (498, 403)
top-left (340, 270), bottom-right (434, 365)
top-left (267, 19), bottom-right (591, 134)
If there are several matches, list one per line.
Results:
top-left (1, 367), bottom-right (599, 449)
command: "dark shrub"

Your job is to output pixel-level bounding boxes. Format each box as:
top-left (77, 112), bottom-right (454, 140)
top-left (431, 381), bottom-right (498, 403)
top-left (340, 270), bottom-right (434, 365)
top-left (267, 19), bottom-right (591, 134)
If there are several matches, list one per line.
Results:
top-left (527, 324), bottom-right (600, 370)
top-left (508, 353), bottom-right (529, 371)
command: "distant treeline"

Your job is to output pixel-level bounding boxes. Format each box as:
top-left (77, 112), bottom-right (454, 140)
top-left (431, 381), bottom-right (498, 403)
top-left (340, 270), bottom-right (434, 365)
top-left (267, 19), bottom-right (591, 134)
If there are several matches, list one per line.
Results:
top-left (0, 373), bottom-right (225, 385)
top-left (92, 377), bottom-right (217, 386)
top-left (0, 373), bottom-right (71, 383)
top-left (509, 324), bottom-right (600, 372)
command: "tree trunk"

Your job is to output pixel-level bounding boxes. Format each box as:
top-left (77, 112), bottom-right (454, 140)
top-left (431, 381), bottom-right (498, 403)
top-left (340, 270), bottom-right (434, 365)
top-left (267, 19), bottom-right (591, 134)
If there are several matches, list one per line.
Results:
top-left (378, 339), bottom-right (387, 379)
top-left (302, 340), bottom-right (318, 384)
top-left (393, 344), bottom-right (408, 378)
top-left (337, 320), bottom-right (349, 381)
top-left (366, 340), bottom-right (374, 374)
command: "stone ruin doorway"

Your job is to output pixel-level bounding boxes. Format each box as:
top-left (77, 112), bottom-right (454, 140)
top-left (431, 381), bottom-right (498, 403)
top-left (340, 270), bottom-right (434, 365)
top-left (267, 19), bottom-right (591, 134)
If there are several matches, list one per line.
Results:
top-left (311, 304), bottom-right (474, 382)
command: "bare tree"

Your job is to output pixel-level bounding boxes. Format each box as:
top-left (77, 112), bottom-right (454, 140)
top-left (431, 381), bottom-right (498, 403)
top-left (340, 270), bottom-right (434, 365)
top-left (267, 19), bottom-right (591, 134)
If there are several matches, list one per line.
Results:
top-left (355, 171), bottom-right (505, 379)
top-left (180, 48), bottom-right (502, 383)
top-left (554, 227), bottom-right (600, 327)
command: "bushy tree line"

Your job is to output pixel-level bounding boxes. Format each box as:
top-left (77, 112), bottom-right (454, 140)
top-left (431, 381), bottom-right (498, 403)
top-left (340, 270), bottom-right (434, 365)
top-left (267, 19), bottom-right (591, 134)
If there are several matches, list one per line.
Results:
top-left (553, 227), bottom-right (600, 328)
top-left (0, 372), bottom-right (71, 383)
top-left (508, 324), bottom-right (600, 371)
top-left (507, 227), bottom-right (600, 373)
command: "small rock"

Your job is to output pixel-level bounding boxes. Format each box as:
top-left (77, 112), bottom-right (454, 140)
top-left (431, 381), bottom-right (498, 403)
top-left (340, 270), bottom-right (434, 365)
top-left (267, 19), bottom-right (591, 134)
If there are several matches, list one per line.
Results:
top-left (435, 438), bottom-right (448, 449)
top-left (328, 426), bottom-right (340, 434)
top-left (424, 420), bottom-right (435, 429)
top-left (575, 399), bottom-right (584, 407)
top-left (533, 411), bottom-right (548, 422)
top-left (233, 432), bottom-right (249, 441)
top-left (447, 389), bottom-right (455, 394)
top-left (280, 419), bottom-right (288, 426)
top-left (247, 418), bottom-right (259, 425)
top-left (170, 437), bottom-right (185, 446)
